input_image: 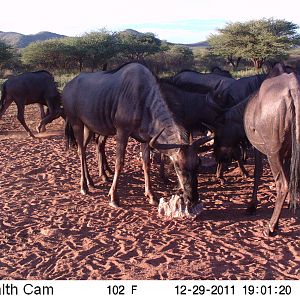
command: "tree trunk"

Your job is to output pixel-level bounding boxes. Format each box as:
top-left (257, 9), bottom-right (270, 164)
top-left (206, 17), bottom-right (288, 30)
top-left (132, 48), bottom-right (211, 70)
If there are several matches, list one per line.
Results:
top-left (102, 63), bottom-right (108, 71)
top-left (252, 58), bottom-right (264, 69)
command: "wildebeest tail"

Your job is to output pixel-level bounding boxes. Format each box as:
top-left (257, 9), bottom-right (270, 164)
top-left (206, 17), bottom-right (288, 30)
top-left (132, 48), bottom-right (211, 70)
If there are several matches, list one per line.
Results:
top-left (289, 86), bottom-right (300, 211)
top-left (0, 81), bottom-right (7, 113)
top-left (64, 120), bottom-right (77, 150)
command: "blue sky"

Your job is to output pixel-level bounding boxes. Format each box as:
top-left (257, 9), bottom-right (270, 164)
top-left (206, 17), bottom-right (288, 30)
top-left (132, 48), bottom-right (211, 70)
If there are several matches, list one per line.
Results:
top-left (1, 0), bottom-right (299, 43)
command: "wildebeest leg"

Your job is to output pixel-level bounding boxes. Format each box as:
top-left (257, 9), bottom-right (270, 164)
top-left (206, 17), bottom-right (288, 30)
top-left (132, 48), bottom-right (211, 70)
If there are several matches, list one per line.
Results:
top-left (189, 132), bottom-right (193, 144)
top-left (37, 101), bottom-right (62, 133)
top-left (82, 126), bottom-right (95, 188)
top-left (159, 154), bottom-right (171, 184)
top-left (216, 163), bottom-right (225, 185)
top-left (0, 97), bottom-right (14, 119)
top-left (15, 101), bottom-right (35, 138)
top-left (265, 155), bottom-right (289, 236)
top-left (72, 122), bottom-right (89, 195)
top-left (141, 143), bottom-right (158, 206)
top-left (100, 137), bottom-right (113, 175)
top-left (37, 104), bottom-right (47, 133)
top-left (108, 131), bottom-right (129, 208)
top-left (247, 149), bottom-right (263, 214)
top-left (237, 158), bottom-right (249, 178)
top-left (97, 135), bottom-right (110, 182)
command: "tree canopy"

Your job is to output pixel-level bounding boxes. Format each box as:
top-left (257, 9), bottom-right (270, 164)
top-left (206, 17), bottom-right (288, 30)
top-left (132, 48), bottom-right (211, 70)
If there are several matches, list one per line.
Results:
top-left (117, 31), bottom-right (161, 61)
top-left (0, 40), bottom-right (14, 67)
top-left (208, 18), bottom-right (300, 69)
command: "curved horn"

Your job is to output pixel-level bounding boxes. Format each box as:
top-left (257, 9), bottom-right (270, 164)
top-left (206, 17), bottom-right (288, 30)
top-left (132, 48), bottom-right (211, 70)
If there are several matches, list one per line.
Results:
top-left (192, 133), bottom-right (214, 149)
top-left (149, 129), bottom-right (186, 150)
top-left (149, 129), bottom-right (165, 148)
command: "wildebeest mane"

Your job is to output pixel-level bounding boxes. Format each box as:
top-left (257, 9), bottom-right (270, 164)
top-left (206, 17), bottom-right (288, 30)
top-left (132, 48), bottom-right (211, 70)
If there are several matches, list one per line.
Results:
top-left (105, 61), bottom-right (150, 74)
top-left (157, 78), bottom-right (185, 127)
top-left (153, 78), bottom-right (188, 141)
top-left (31, 70), bottom-right (54, 79)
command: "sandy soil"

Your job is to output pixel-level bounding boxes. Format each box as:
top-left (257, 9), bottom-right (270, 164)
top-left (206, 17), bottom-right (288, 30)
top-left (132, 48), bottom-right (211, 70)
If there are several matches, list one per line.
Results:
top-left (0, 104), bottom-right (299, 280)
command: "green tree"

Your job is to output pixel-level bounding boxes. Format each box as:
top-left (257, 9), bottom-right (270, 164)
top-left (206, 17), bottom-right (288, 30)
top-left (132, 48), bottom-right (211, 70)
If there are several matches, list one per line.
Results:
top-left (208, 18), bottom-right (300, 69)
top-left (193, 47), bottom-right (228, 72)
top-left (164, 45), bottom-right (194, 73)
top-left (22, 39), bottom-right (70, 70)
top-left (117, 31), bottom-right (161, 61)
top-left (0, 41), bottom-right (14, 68)
top-left (21, 30), bottom-right (119, 72)
top-left (81, 30), bottom-right (118, 71)
top-left (62, 37), bottom-right (90, 71)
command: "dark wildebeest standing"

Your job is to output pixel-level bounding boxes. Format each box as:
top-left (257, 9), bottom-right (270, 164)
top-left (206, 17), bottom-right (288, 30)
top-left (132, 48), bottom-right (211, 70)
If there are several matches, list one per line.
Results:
top-left (171, 70), bottom-right (236, 105)
top-left (212, 74), bottom-right (268, 183)
top-left (244, 72), bottom-right (300, 235)
top-left (218, 73), bottom-right (266, 106)
top-left (94, 78), bottom-right (221, 184)
top-left (213, 97), bottom-right (251, 184)
top-left (0, 70), bottom-right (62, 137)
top-left (63, 63), bottom-right (212, 208)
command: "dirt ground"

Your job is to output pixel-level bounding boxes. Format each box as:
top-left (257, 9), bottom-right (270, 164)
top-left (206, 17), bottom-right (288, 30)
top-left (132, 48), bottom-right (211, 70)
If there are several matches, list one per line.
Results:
top-left (0, 104), bottom-right (299, 280)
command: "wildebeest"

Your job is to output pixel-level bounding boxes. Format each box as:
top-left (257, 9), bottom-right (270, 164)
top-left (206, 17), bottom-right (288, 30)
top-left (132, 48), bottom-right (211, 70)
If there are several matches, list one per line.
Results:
top-left (212, 63), bottom-right (294, 184)
top-left (171, 69), bottom-right (236, 105)
top-left (0, 70), bottom-right (63, 138)
top-left (213, 97), bottom-right (251, 184)
top-left (159, 78), bottom-right (223, 135)
top-left (211, 73), bottom-right (270, 183)
top-left (218, 73), bottom-right (266, 106)
top-left (93, 78), bottom-right (222, 184)
top-left (62, 62), bottom-right (212, 208)
top-left (244, 72), bottom-right (300, 235)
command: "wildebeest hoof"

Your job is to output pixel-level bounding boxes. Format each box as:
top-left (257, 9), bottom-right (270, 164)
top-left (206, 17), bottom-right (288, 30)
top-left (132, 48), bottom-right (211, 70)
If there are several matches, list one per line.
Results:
top-left (243, 172), bottom-right (249, 178)
top-left (80, 188), bottom-right (88, 195)
top-left (110, 199), bottom-right (120, 208)
top-left (106, 168), bottom-right (114, 175)
top-left (149, 198), bottom-right (159, 206)
top-left (100, 174), bottom-right (109, 183)
top-left (36, 125), bottom-right (46, 133)
top-left (263, 227), bottom-right (275, 237)
top-left (219, 179), bottom-right (225, 185)
top-left (87, 179), bottom-right (95, 188)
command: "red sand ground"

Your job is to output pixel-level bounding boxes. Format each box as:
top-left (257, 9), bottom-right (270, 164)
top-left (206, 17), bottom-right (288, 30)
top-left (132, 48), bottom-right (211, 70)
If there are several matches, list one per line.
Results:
top-left (0, 104), bottom-right (299, 280)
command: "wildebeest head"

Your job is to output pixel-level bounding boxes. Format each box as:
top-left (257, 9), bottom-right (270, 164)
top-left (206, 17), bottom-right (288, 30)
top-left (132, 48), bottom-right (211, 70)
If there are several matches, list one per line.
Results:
top-left (150, 131), bottom-right (213, 206)
top-left (213, 120), bottom-right (242, 164)
top-left (210, 80), bottom-right (236, 108)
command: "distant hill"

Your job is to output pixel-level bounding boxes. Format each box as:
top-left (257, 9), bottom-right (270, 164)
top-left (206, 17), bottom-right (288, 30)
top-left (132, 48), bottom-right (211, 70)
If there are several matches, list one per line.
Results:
top-left (183, 41), bottom-right (209, 48)
top-left (0, 29), bottom-right (207, 49)
top-left (120, 29), bottom-right (208, 48)
top-left (119, 29), bottom-right (143, 36)
top-left (0, 31), bottom-right (66, 48)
